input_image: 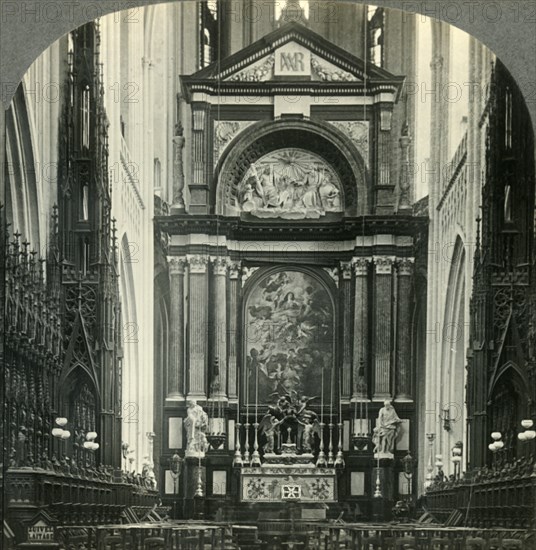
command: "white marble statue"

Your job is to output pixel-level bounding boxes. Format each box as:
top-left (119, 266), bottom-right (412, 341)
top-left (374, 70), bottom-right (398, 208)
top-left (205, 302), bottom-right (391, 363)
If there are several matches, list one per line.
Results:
top-left (184, 399), bottom-right (208, 457)
top-left (375, 399), bottom-right (402, 457)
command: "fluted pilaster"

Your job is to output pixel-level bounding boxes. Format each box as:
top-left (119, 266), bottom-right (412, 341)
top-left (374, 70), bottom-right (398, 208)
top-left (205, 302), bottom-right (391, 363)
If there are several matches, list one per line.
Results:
top-left (228, 261), bottom-right (241, 400)
top-left (167, 257), bottom-right (186, 400)
top-left (339, 263), bottom-right (352, 399)
top-left (373, 256), bottom-right (395, 398)
top-left (210, 256), bottom-right (228, 398)
top-left (352, 258), bottom-right (371, 400)
top-left (396, 258), bottom-right (414, 400)
top-left (187, 254), bottom-right (208, 399)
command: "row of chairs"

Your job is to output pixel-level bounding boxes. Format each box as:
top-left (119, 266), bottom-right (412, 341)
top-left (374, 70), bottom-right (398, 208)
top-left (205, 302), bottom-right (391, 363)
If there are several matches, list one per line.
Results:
top-left (314, 528), bottom-right (533, 550)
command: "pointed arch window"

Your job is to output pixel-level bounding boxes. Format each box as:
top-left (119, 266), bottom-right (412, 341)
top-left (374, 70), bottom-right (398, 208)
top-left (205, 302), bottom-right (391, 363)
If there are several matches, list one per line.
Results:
top-left (199, 1), bottom-right (219, 69)
top-left (80, 179), bottom-right (89, 221)
top-left (505, 86), bottom-right (513, 150)
top-left (367, 7), bottom-right (385, 67)
top-left (81, 84), bottom-right (91, 149)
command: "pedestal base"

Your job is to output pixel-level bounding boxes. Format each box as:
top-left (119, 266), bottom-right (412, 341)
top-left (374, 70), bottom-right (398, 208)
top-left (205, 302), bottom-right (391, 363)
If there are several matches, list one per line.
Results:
top-left (183, 458), bottom-right (205, 519)
top-left (371, 463), bottom-right (395, 521)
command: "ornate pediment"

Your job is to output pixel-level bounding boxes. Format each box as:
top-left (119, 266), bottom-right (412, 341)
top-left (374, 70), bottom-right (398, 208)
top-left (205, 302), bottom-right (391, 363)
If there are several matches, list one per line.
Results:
top-left (182, 22), bottom-right (404, 100)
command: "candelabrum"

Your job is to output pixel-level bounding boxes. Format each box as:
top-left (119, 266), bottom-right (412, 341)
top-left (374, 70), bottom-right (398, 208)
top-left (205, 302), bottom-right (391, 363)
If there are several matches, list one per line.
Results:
top-left (518, 420), bottom-right (536, 448)
top-left (373, 455), bottom-right (382, 498)
top-left (232, 422), bottom-right (243, 468)
top-left (327, 422), bottom-right (335, 467)
top-left (250, 423), bottom-right (261, 467)
top-left (488, 432), bottom-right (504, 468)
top-left (424, 433), bottom-right (435, 490)
top-left (195, 456), bottom-right (204, 498)
top-left (316, 423), bottom-right (327, 468)
top-left (243, 421), bottom-right (251, 464)
top-left (334, 423), bottom-right (345, 469)
top-left (52, 418), bottom-right (71, 460)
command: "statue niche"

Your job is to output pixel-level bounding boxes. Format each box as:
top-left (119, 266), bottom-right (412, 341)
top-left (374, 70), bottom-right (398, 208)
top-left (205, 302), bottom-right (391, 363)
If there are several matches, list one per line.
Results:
top-left (237, 148), bottom-right (343, 220)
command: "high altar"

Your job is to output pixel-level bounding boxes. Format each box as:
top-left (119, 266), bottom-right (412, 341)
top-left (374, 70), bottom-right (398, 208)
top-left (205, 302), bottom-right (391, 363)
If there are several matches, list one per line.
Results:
top-left (155, 22), bottom-right (427, 523)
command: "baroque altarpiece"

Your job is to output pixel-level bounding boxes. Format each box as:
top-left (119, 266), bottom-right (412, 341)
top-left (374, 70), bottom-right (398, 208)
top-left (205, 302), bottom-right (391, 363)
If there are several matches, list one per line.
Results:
top-left (155, 23), bottom-right (427, 519)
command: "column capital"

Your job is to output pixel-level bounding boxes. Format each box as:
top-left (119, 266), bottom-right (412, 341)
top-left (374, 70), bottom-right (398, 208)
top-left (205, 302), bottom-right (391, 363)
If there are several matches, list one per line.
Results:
top-left (352, 257), bottom-right (372, 276)
top-left (229, 261), bottom-right (242, 280)
top-left (210, 256), bottom-right (229, 275)
top-left (167, 256), bottom-right (186, 275)
top-left (397, 257), bottom-right (415, 276)
top-left (186, 254), bottom-right (209, 274)
top-left (339, 263), bottom-right (351, 281)
top-left (373, 256), bottom-right (396, 275)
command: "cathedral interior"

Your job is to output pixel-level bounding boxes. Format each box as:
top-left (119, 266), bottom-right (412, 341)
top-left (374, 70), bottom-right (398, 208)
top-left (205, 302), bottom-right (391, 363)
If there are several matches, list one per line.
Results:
top-left (2, 1), bottom-right (536, 549)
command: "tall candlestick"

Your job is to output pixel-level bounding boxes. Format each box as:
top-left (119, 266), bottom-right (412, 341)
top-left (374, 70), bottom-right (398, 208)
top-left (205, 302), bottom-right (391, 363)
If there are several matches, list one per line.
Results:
top-left (255, 361), bottom-right (259, 422)
top-left (244, 369), bottom-right (250, 463)
top-left (233, 360), bottom-right (243, 467)
top-left (316, 368), bottom-right (327, 468)
top-left (251, 363), bottom-right (261, 466)
top-left (320, 368), bottom-right (324, 423)
top-left (335, 367), bottom-right (344, 468)
top-left (330, 366), bottom-right (334, 418)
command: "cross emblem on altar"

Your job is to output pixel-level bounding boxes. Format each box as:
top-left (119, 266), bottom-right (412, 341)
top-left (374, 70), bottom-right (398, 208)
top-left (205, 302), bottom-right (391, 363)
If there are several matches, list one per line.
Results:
top-left (282, 484), bottom-right (301, 500)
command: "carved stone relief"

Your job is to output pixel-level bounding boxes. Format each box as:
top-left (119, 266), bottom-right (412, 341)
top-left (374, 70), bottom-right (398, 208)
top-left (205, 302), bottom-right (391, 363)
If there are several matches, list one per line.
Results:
top-left (329, 121), bottom-right (370, 168)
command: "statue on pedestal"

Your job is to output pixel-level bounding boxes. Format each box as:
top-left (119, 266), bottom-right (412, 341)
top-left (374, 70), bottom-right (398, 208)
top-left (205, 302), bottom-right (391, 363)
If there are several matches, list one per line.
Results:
top-left (374, 399), bottom-right (402, 457)
top-left (184, 400), bottom-right (208, 457)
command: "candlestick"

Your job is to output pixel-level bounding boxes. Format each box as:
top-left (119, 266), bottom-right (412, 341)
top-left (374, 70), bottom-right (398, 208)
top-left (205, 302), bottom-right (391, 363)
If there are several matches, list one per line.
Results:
top-left (233, 422), bottom-right (243, 468)
top-left (330, 366), bottom-right (333, 418)
top-left (327, 421), bottom-right (334, 466)
top-left (316, 422), bottom-right (327, 468)
top-left (244, 369), bottom-right (250, 462)
top-left (255, 359), bottom-right (259, 423)
top-left (251, 422), bottom-right (261, 467)
top-left (320, 368), bottom-right (324, 423)
top-left (243, 421), bottom-right (251, 464)
top-left (335, 423), bottom-right (345, 468)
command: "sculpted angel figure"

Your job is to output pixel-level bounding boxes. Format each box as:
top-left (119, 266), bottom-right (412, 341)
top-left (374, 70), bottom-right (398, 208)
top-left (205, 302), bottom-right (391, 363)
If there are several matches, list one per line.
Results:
top-left (259, 414), bottom-right (283, 453)
top-left (297, 410), bottom-right (321, 453)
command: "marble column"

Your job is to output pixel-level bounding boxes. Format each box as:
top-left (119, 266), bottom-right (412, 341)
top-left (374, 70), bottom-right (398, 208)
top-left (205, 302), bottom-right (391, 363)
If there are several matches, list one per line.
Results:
top-left (352, 258), bottom-right (370, 400)
top-left (211, 257), bottom-right (228, 399)
top-left (167, 257), bottom-right (186, 400)
top-left (187, 255), bottom-right (208, 400)
top-left (340, 263), bottom-right (352, 399)
top-left (228, 262), bottom-right (241, 400)
top-left (396, 259), bottom-right (414, 400)
top-left (373, 257), bottom-right (395, 399)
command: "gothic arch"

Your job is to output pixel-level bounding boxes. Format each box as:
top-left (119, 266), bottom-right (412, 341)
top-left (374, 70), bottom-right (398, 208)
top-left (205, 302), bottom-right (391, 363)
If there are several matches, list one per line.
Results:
top-left (5, 85), bottom-right (41, 248)
top-left (214, 118), bottom-right (369, 217)
top-left (119, 233), bottom-right (140, 448)
top-left (439, 236), bottom-right (467, 456)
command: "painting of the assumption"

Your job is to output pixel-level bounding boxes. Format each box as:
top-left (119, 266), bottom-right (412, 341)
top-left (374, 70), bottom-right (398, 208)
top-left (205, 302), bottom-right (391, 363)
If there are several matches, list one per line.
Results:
top-left (245, 271), bottom-right (334, 405)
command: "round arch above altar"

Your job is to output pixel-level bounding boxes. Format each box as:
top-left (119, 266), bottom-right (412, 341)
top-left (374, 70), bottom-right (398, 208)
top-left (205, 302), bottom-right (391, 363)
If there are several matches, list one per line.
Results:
top-left (214, 118), bottom-right (369, 219)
